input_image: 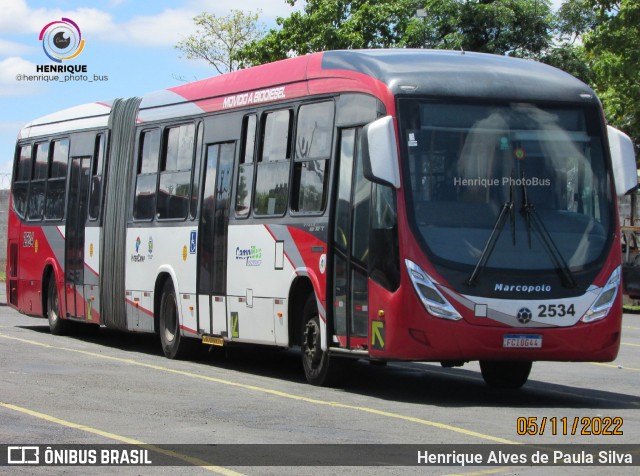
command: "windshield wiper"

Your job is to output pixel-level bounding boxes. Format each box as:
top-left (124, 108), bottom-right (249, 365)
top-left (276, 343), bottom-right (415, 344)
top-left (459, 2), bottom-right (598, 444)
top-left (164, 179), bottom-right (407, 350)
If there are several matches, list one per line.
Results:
top-left (520, 171), bottom-right (577, 289)
top-left (466, 172), bottom-right (516, 287)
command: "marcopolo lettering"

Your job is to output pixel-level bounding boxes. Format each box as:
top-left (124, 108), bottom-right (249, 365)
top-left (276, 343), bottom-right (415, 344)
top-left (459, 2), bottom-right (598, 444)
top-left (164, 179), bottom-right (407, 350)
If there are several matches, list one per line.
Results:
top-left (495, 283), bottom-right (551, 293)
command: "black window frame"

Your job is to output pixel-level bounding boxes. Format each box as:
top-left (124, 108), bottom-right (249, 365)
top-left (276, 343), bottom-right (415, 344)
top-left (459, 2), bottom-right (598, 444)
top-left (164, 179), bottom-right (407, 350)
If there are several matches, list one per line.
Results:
top-left (133, 128), bottom-right (161, 222)
top-left (43, 137), bottom-right (69, 221)
top-left (26, 141), bottom-right (51, 221)
top-left (88, 133), bottom-right (106, 222)
top-left (12, 143), bottom-right (33, 219)
top-left (156, 122), bottom-right (196, 221)
top-left (235, 114), bottom-right (257, 219)
top-left (291, 100), bottom-right (334, 215)
top-left (253, 108), bottom-right (293, 217)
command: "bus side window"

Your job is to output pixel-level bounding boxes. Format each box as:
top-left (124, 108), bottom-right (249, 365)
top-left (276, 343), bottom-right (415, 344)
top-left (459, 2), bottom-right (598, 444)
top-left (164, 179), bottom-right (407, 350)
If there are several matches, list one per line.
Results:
top-left (157, 123), bottom-right (194, 220)
top-left (370, 183), bottom-right (400, 291)
top-left (12, 144), bottom-right (32, 218)
top-left (133, 129), bottom-right (160, 221)
top-left (254, 109), bottom-right (292, 216)
top-left (27, 141), bottom-right (49, 221)
top-left (44, 138), bottom-right (69, 220)
top-left (88, 134), bottom-right (105, 221)
top-left (235, 114), bottom-right (256, 218)
top-left (190, 123), bottom-right (204, 219)
top-left (291, 101), bottom-right (333, 214)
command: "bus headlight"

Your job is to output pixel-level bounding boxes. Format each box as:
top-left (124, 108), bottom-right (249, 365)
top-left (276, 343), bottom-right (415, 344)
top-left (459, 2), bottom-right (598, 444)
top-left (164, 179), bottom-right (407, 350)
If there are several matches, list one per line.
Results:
top-left (582, 266), bottom-right (620, 323)
top-left (405, 259), bottom-right (462, 320)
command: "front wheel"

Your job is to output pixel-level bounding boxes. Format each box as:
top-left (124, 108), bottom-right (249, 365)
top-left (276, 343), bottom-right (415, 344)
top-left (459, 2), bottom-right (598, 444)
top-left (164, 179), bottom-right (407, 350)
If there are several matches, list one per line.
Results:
top-left (301, 294), bottom-right (342, 386)
top-left (159, 280), bottom-right (197, 359)
top-left (480, 360), bottom-right (532, 389)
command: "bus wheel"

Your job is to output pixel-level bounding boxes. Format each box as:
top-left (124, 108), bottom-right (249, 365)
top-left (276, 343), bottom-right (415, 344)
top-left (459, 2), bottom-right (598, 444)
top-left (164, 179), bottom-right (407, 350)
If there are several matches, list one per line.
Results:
top-left (159, 280), bottom-right (196, 359)
top-left (480, 361), bottom-right (532, 389)
top-left (47, 278), bottom-right (68, 335)
top-left (301, 294), bottom-right (336, 386)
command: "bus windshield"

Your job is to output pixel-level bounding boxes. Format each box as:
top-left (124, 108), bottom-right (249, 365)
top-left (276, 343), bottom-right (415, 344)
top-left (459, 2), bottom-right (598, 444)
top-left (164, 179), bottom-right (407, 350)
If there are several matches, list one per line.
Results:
top-left (398, 100), bottom-right (613, 284)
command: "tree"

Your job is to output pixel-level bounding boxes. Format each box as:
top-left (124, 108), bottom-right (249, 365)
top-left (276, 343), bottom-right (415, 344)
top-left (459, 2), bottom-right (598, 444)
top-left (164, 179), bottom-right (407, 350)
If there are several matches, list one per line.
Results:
top-left (583, 0), bottom-right (640, 148)
top-left (533, 0), bottom-right (596, 84)
top-left (176, 10), bottom-right (265, 74)
top-left (238, 0), bottom-right (419, 65)
top-left (239, 0), bottom-right (561, 65)
top-left (404, 0), bottom-right (554, 56)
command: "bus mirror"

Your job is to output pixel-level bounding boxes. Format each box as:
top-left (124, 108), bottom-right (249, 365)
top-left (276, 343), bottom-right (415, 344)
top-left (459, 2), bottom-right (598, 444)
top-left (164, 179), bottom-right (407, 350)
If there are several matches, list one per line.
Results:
top-left (608, 125), bottom-right (637, 196)
top-left (361, 116), bottom-right (401, 189)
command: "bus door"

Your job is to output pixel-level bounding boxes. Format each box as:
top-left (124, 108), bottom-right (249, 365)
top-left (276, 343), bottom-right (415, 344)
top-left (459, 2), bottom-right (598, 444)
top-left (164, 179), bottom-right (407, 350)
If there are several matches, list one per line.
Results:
top-left (332, 128), bottom-right (371, 349)
top-left (197, 142), bottom-right (235, 336)
top-left (65, 156), bottom-right (91, 319)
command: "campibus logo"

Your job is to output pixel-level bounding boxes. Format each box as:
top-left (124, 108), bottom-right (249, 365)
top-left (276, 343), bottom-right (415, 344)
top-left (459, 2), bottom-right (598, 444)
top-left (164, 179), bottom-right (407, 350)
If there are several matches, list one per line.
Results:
top-left (39, 18), bottom-right (85, 63)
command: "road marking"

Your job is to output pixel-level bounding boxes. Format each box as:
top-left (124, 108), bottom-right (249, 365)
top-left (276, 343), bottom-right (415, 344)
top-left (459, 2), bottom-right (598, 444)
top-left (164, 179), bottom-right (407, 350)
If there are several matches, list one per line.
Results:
top-left (0, 332), bottom-right (518, 445)
top-left (589, 362), bottom-right (640, 371)
top-left (622, 342), bottom-right (640, 347)
top-left (0, 401), bottom-right (243, 475)
top-left (447, 469), bottom-right (512, 476)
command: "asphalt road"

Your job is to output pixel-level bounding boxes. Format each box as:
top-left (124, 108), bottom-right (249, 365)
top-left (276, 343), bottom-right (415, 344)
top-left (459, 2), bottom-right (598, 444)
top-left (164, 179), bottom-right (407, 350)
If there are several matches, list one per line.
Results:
top-left (0, 304), bottom-right (638, 475)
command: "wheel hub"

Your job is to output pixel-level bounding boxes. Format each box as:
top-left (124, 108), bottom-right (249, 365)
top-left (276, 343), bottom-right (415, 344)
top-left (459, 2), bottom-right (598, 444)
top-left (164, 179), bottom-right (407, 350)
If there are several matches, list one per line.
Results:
top-left (303, 319), bottom-right (321, 364)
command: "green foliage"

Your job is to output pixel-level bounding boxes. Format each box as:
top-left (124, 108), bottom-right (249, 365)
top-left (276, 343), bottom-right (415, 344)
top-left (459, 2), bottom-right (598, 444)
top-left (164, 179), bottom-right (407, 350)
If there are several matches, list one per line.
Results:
top-left (583, 1), bottom-right (640, 148)
top-left (537, 43), bottom-right (595, 85)
top-left (183, 1), bottom-right (639, 149)
top-left (238, 0), bottom-right (419, 65)
top-left (175, 10), bottom-right (265, 74)
top-left (403, 0), bottom-right (554, 55)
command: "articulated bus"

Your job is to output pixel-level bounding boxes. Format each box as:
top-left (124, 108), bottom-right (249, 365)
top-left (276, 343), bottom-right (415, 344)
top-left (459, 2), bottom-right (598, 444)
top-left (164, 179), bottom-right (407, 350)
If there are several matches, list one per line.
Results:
top-left (6, 50), bottom-right (637, 388)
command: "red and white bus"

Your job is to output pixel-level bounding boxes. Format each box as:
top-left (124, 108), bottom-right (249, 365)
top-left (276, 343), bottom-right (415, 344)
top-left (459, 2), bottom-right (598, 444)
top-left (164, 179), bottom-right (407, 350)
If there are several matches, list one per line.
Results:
top-left (6, 50), bottom-right (637, 388)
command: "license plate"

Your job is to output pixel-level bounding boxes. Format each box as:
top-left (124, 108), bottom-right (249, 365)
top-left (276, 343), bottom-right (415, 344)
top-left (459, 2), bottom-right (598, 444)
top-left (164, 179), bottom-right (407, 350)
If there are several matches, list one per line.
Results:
top-left (503, 334), bottom-right (542, 348)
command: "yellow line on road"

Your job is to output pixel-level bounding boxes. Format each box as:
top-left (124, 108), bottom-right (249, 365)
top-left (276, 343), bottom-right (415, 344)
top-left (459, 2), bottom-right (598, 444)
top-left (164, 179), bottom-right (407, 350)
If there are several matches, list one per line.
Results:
top-left (589, 362), bottom-right (640, 371)
top-left (0, 401), bottom-right (243, 475)
top-left (0, 332), bottom-right (518, 445)
top-left (447, 468), bottom-right (512, 476)
top-left (622, 342), bottom-right (640, 347)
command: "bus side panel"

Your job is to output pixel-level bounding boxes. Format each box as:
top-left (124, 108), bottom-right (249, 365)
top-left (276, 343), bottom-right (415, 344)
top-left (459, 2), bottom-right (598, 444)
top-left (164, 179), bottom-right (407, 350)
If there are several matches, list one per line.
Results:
top-left (227, 224), bottom-right (295, 345)
top-left (125, 225), bottom-right (198, 333)
top-left (17, 224), bottom-right (66, 318)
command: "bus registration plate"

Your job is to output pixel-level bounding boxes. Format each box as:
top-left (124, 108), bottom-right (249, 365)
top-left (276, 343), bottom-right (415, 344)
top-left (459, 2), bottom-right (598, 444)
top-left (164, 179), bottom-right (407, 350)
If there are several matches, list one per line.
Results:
top-left (503, 334), bottom-right (542, 348)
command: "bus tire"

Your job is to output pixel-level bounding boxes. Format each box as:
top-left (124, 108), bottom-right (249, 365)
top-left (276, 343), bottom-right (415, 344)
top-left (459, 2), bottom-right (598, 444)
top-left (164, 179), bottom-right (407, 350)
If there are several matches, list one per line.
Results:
top-left (47, 278), bottom-right (68, 336)
top-left (159, 280), bottom-right (196, 359)
top-left (480, 360), bottom-right (532, 389)
top-left (301, 294), bottom-right (341, 386)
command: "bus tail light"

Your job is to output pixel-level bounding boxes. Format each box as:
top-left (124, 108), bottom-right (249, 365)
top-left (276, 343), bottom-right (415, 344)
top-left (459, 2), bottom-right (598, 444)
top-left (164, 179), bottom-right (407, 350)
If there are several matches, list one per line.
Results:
top-left (405, 259), bottom-right (462, 320)
top-left (582, 266), bottom-right (620, 323)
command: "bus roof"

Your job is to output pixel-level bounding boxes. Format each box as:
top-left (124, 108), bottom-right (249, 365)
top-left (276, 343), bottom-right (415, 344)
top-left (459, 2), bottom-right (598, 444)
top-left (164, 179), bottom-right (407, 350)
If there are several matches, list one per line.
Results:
top-left (320, 49), bottom-right (597, 103)
top-left (19, 49), bottom-right (598, 139)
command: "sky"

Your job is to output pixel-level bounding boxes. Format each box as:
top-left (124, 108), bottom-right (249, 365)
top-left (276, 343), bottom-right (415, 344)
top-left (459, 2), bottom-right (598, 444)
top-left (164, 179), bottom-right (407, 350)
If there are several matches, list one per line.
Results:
top-left (0, 0), bottom-right (565, 190)
top-left (0, 0), bottom-right (302, 188)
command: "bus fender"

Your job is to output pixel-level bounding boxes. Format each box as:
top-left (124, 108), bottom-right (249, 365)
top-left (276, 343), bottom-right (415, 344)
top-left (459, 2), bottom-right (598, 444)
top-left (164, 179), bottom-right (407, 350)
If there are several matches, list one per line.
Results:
top-left (291, 268), bottom-right (328, 351)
